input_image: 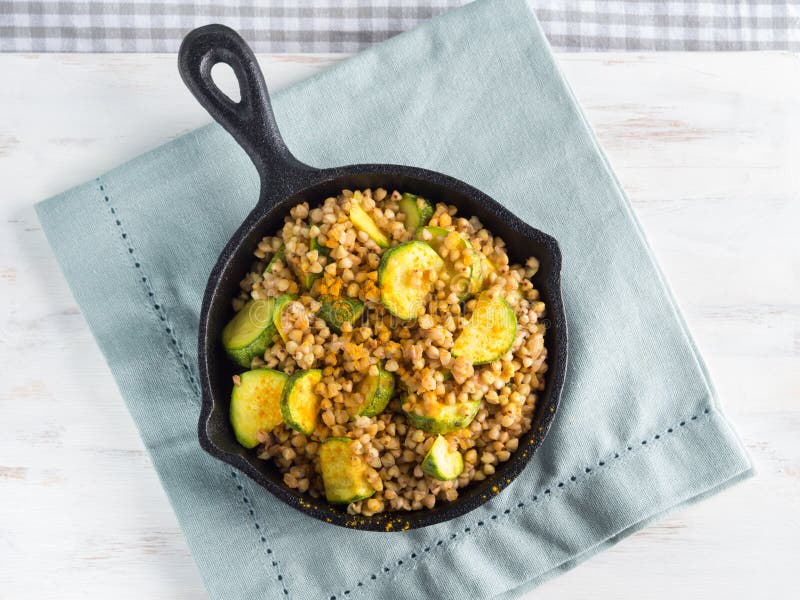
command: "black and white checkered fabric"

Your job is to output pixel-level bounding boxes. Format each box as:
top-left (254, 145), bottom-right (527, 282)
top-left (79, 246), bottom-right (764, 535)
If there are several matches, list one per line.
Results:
top-left (1, 0), bottom-right (797, 52)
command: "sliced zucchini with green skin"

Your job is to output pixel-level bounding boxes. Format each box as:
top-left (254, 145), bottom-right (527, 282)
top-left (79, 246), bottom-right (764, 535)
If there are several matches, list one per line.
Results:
top-left (317, 296), bottom-right (364, 333)
top-left (230, 369), bottom-right (288, 448)
top-left (377, 241), bottom-right (444, 320)
top-left (403, 395), bottom-right (481, 434)
top-left (356, 363), bottom-right (395, 417)
top-left (422, 435), bottom-right (464, 481)
top-left (399, 193), bottom-right (434, 233)
top-left (349, 201), bottom-right (390, 248)
top-left (480, 256), bottom-right (496, 290)
top-left (300, 238), bottom-right (329, 290)
top-left (265, 245), bottom-right (285, 273)
top-left (417, 226), bottom-right (482, 299)
top-left (221, 298), bottom-right (277, 368)
top-left (280, 369), bottom-right (322, 434)
top-left (319, 437), bottom-right (375, 504)
top-left (272, 294), bottom-right (298, 342)
top-left (452, 293), bottom-right (517, 365)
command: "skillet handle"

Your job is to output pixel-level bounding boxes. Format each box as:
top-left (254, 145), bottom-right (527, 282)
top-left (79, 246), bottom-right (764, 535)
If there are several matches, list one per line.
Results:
top-left (178, 24), bottom-right (313, 200)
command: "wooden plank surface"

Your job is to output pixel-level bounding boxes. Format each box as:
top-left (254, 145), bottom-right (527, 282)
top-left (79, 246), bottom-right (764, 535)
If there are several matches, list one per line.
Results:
top-left (0, 52), bottom-right (797, 599)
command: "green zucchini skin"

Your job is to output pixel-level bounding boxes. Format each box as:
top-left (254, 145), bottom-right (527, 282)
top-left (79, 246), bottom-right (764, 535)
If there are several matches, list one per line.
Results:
top-left (221, 298), bottom-right (278, 368)
top-left (356, 363), bottom-right (395, 417)
top-left (402, 395), bottom-right (481, 434)
top-left (300, 238), bottom-right (329, 290)
top-left (317, 296), bottom-right (365, 333)
top-left (377, 241), bottom-right (444, 320)
top-left (452, 293), bottom-right (518, 365)
top-left (349, 200), bottom-right (390, 248)
top-left (272, 294), bottom-right (299, 342)
top-left (399, 193), bottom-right (434, 233)
top-left (416, 226), bottom-right (483, 299)
top-left (319, 437), bottom-right (376, 504)
top-left (265, 244), bottom-right (285, 273)
top-left (230, 368), bottom-right (288, 448)
top-left (421, 435), bottom-right (465, 480)
top-left (280, 369), bottom-right (322, 435)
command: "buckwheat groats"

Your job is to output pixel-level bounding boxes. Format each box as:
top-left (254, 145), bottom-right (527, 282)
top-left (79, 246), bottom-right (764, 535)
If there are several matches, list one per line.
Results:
top-left (221, 188), bottom-right (547, 516)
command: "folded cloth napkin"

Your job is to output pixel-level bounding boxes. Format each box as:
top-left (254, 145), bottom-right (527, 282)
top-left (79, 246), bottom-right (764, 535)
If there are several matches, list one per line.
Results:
top-left (36, 0), bottom-right (753, 598)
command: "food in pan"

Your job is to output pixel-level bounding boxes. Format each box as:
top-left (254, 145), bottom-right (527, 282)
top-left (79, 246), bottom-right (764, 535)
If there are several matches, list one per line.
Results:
top-left (221, 188), bottom-right (547, 515)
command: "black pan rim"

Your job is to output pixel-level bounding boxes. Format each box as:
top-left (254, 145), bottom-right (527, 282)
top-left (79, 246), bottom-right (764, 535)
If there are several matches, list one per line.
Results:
top-left (196, 162), bottom-right (568, 532)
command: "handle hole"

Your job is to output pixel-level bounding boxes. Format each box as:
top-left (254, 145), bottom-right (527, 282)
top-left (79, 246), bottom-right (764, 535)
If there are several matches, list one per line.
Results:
top-left (210, 61), bottom-right (241, 104)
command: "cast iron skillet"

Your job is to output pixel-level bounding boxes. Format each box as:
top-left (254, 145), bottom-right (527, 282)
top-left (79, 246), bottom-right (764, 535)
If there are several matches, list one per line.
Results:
top-left (179, 24), bottom-right (568, 531)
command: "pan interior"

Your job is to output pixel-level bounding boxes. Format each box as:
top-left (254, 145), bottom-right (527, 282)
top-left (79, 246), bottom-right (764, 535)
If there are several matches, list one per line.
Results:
top-left (199, 168), bottom-right (565, 529)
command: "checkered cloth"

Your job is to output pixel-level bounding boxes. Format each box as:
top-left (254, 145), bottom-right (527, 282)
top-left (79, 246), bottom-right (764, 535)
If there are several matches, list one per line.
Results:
top-left (1, 0), bottom-right (798, 52)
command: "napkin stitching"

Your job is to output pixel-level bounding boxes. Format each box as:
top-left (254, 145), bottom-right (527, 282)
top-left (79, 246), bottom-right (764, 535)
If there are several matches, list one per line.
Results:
top-left (96, 177), bottom-right (201, 400)
top-left (333, 407), bottom-right (714, 600)
top-left (96, 178), bottom-right (293, 599)
top-left (230, 470), bottom-right (293, 598)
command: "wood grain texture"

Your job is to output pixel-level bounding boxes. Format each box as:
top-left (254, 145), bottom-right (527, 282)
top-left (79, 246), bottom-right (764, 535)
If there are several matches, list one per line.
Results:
top-left (0, 52), bottom-right (798, 599)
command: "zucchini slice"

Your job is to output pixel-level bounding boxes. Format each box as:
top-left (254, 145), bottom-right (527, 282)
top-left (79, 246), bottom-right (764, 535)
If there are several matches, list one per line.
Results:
top-left (417, 226), bottom-right (482, 299)
top-left (399, 193), bottom-right (434, 233)
top-left (403, 395), bottom-right (481, 434)
top-left (221, 298), bottom-right (277, 368)
top-left (272, 294), bottom-right (298, 342)
top-left (421, 435), bottom-right (464, 481)
top-left (280, 369), bottom-right (322, 435)
top-left (317, 296), bottom-right (365, 333)
top-left (265, 244), bottom-right (285, 273)
top-left (452, 293), bottom-right (517, 365)
top-left (480, 256), bottom-right (497, 290)
top-left (230, 369), bottom-right (288, 448)
top-left (319, 437), bottom-right (375, 504)
top-left (377, 241), bottom-right (444, 320)
top-left (356, 363), bottom-right (395, 417)
top-left (300, 238), bottom-right (329, 290)
top-left (349, 199), bottom-right (390, 248)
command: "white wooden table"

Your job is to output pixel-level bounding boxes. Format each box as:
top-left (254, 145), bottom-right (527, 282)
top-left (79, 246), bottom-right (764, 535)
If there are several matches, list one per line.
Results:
top-left (0, 52), bottom-right (798, 599)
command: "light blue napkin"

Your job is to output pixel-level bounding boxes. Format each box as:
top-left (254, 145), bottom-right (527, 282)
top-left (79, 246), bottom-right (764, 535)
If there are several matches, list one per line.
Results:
top-left (35, 1), bottom-right (752, 598)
